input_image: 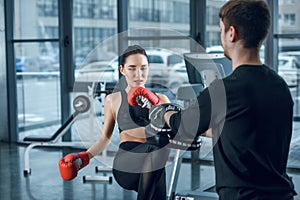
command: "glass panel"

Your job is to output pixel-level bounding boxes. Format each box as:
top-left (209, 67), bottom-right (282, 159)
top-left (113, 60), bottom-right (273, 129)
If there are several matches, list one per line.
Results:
top-left (278, 0), bottom-right (300, 34)
top-left (16, 42), bottom-right (61, 140)
top-left (128, 0), bottom-right (189, 36)
top-left (278, 1), bottom-right (300, 169)
top-left (13, 0), bottom-right (61, 140)
top-left (0, 0), bottom-right (4, 71)
top-left (73, 0), bottom-right (118, 69)
top-left (278, 38), bottom-right (300, 169)
top-left (14, 0), bottom-right (59, 39)
top-left (0, 0), bottom-right (5, 115)
top-left (206, 1), bottom-right (227, 48)
top-left (72, 0), bottom-right (118, 142)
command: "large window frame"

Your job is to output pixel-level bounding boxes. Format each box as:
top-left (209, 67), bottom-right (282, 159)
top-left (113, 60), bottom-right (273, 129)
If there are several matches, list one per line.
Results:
top-left (2, 0), bottom-right (299, 173)
top-left (2, 0), bottom-right (207, 143)
top-left (4, 0), bottom-right (74, 142)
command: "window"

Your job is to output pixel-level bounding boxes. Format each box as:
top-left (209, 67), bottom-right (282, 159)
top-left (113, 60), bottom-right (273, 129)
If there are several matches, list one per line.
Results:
top-left (283, 14), bottom-right (296, 25)
top-left (37, 0), bottom-right (58, 17)
top-left (128, 0), bottom-right (189, 35)
top-left (168, 54), bottom-right (183, 65)
top-left (278, 0), bottom-right (299, 33)
top-left (206, 1), bottom-right (227, 49)
top-left (14, 0), bottom-right (61, 140)
top-left (277, 0), bottom-right (300, 171)
top-left (148, 55), bottom-right (164, 64)
top-left (73, 1), bottom-right (117, 69)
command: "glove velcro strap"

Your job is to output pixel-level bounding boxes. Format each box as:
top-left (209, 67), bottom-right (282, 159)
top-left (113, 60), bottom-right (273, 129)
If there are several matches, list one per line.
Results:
top-left (147, 132), bottom-right (202, 151)
top-left (169, 136), bottom-right (202, 151)
top-left (77, 152), bottom-right (90, 169)
top-left (163, 104), bottom-right (182, 112)
top-left (149, 123), bottom-right (172, 132)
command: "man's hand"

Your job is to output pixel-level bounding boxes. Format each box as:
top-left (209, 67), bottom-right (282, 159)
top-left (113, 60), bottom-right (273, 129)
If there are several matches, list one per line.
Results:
top-left (145, 103), bottom-right (182, 139)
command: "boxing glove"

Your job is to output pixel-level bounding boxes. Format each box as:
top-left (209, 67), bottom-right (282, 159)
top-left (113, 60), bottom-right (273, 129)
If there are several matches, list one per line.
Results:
top-left (146, 103), bottom-right (182, 139)
top-left (128, 87), bottom-right (163, 109)
top-left (58, 152), bottom-right (90, 180)
top-left (146, 103), bottom-right (201, 150)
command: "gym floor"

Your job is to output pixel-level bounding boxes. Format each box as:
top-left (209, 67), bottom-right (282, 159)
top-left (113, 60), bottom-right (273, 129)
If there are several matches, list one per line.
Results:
top-left (0, 141), bottom-right (300, 200)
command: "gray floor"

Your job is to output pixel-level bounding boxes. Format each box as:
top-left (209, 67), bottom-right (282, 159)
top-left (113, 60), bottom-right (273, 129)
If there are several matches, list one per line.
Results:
top-left (0, 141), bottom-right (217, 200)
top-left (0, 141), bottom-right (300, 200)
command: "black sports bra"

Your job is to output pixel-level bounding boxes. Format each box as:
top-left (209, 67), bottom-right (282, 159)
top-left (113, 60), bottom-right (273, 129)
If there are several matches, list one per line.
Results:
top-left (117, 90), bottom-right (150, 133)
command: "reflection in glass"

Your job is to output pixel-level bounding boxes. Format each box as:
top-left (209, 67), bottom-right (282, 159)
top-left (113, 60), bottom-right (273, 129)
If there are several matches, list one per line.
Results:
top-left (206, 1), bottom-right (227, 47)
top-left (278, 0), bottom-right (300, 34)
top-left (128, 0), bottom-right (189, 35)
top-left (73, 0), bottom-right (117, 69)
top-left (14, 0), bottom-right (59, 39)
top-left (278, 38), bottom-right (300, 169)
top-left (15, 42), bottom-right (61, 140)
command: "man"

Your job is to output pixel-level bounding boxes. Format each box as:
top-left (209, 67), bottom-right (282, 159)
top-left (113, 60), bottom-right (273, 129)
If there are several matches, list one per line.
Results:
top-left (145, 0), bottom-right (297, 199)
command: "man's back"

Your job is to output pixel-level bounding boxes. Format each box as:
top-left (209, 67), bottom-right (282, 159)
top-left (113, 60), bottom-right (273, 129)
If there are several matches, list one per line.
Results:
top-left (213, 64), bottom-right (295, 197)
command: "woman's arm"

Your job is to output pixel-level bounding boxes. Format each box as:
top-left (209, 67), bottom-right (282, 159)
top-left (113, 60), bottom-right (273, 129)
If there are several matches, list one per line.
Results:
top-left (86, 94), bottom-right (116, 159)
top-left (157, 93), bottom-right (170, 103)
top-left (201, 128), bottom-right (213, 138)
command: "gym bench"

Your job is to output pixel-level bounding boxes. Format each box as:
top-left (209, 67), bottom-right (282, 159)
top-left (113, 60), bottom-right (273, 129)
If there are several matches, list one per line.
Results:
top-left (22, 81), bottom-right (117, 185)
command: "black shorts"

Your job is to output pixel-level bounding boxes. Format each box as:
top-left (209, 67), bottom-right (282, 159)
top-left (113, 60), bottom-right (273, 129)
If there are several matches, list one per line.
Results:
top-left (112, 141), bottom-right (169, 196)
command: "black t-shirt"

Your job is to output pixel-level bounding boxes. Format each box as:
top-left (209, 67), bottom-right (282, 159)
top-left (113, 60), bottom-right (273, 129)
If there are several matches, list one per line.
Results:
top-left (170, 65), bottom-right (295, 194)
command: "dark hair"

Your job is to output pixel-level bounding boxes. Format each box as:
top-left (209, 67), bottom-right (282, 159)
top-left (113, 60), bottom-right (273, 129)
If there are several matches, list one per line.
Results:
top-left (219, 0), bottom-right (270, 48)
top-left (119, 45), bottom-right (149, 66)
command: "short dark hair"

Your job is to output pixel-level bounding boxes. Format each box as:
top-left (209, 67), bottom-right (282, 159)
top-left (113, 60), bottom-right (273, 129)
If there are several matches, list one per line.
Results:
top-left (119, 45), bottom-right (149, 66)
top-left (219, 0), bottom-right (270, 48)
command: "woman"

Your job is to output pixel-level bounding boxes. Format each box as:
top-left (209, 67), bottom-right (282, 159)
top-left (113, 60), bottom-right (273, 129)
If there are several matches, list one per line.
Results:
top-left (59, 45), bottom-right (170, 200)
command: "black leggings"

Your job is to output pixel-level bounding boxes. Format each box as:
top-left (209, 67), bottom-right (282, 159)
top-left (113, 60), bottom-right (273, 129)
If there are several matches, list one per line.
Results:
top-left (112, 142), bottom-right (169, 200)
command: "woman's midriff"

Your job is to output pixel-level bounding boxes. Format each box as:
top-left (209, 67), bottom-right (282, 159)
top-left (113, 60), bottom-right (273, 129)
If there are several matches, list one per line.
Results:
top-left (119, 127), bottom-right (147, 144)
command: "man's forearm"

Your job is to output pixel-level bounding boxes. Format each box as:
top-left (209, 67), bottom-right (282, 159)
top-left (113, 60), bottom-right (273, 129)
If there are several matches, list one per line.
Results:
top-left (164, 111), bottom-right (213, 138)
top-left (164, 111), bottom-right (177, 128)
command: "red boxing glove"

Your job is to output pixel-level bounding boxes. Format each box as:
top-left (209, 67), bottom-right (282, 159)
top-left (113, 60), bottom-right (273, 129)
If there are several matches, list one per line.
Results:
top-left (58, 152), bottom-right (90, 180)
top-left (128, 87), bottom-right (163, 109)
